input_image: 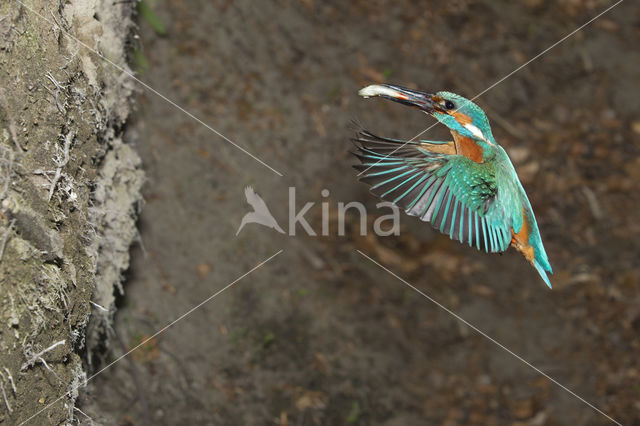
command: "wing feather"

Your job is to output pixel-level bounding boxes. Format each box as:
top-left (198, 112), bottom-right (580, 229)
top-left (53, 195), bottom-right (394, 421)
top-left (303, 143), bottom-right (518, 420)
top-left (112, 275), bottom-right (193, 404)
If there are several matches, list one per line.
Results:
top-left (352, 129), bottom-right (512, 254)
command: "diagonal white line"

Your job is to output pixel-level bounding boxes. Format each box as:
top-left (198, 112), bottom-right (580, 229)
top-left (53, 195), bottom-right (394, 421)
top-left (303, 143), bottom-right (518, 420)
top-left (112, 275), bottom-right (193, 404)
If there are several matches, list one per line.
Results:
top-left (356, 249), bottom-right (622, 426)
top-left (18, 249), bottom-right (284, 425)
top-left (14, 0), bottom-right (284, 177)
top-left (466, 0), bottom-right (624, 106)
top-left (357, 0), bottom-right (624, 176)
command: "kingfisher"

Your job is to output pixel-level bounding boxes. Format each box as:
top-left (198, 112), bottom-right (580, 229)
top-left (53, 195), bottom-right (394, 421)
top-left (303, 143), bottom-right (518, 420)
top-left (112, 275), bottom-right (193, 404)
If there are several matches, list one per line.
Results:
top-left (352, 84), bottom-right (553, 288)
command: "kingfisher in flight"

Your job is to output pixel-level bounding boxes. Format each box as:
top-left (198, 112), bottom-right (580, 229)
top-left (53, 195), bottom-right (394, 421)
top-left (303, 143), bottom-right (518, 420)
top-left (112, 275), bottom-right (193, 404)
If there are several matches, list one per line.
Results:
top-left (352, 84), bottom-right (553, 288)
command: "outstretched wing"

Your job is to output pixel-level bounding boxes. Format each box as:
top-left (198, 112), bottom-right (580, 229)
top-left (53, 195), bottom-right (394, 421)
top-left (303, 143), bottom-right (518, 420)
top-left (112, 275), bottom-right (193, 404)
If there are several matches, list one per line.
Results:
top-left (352, 130), bottom-right (514, 253)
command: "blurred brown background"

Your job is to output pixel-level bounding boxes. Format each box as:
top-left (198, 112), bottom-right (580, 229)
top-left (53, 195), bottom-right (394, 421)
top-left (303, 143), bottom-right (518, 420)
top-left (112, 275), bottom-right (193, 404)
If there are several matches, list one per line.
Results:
top-left (82, 1), bottom-right (640, 424)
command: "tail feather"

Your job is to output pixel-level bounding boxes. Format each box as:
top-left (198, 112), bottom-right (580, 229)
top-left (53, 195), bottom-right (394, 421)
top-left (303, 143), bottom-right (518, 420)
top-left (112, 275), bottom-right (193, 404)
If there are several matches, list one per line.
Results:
top-left (533, 258), bottom-right (553, 289)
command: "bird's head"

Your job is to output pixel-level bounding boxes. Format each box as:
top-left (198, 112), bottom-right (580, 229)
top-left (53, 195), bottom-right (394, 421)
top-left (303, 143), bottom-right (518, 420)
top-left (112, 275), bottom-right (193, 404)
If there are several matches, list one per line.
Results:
top-left (359, 84), bottom-right (495, 143)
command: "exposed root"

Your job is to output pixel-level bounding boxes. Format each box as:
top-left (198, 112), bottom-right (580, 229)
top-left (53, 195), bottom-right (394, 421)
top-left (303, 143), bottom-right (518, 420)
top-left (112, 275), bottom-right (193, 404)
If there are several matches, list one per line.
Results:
top-left (2, 368), bottom-right (16, 395)
top-left (90, 301), bottom-right (108, 312)
top-left (0, 380), bottom-right (11, 413)
top-left (45, 71), bottom-right (67, 114)
top-left (0, 219), bottom-right (14, 262)
top-left (0, 143), bottom-right (15, 201)
top-left (47, 131), bottom-right (74, 202)
top-left (0, 367), bottom-right (16, 414)
top-left (38, 358), bottom-right (63, 383)
top-left (21, 340), bottom-right (66, 373)
top-left (0, 88), bottom-right (24, 151)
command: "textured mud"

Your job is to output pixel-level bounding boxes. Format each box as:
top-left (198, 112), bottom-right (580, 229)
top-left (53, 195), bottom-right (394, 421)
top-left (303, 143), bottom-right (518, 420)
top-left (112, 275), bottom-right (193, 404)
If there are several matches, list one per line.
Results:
top-left (0, 1), bottom-right (141, 424)
top-left (82, 1), bottom-right (639, 425)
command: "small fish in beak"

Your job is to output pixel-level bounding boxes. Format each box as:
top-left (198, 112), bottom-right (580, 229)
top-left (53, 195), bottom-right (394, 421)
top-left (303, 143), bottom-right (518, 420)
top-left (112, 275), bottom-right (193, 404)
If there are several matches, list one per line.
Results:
top-left (358, 84), bottom-right (443, 113)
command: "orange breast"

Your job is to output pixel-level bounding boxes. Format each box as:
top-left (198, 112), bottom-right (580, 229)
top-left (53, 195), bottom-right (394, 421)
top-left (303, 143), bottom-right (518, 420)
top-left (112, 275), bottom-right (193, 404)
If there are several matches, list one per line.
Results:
top-left (451, 131), bottom-right (484, 163)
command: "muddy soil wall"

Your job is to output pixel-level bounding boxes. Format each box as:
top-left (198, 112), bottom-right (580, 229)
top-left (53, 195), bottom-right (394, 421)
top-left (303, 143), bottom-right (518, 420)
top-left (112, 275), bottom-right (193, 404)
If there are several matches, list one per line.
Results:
top-left (0, 1), bottom-right (142, 423)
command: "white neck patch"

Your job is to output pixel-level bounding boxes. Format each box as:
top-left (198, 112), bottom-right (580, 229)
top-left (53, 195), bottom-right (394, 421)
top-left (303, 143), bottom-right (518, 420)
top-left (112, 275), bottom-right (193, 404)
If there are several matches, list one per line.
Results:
top-left (464, 123), bottom-right (486, 141)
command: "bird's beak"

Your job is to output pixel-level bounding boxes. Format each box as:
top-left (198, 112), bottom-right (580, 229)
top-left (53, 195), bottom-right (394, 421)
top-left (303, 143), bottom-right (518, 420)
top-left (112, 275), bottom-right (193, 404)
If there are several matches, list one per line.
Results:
top-left (358, 84), bottom-right (442, 114)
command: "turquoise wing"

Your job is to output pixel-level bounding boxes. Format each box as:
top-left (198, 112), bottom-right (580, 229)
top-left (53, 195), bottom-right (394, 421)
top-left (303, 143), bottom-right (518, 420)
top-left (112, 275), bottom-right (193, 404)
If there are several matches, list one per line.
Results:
top-left (352, 130), bottom-right (519, 253)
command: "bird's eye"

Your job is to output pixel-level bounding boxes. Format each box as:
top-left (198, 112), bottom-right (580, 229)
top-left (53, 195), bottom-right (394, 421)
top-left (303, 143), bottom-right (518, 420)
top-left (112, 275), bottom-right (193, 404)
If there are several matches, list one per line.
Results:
top-left (444, 100), bottom-right (455, 110)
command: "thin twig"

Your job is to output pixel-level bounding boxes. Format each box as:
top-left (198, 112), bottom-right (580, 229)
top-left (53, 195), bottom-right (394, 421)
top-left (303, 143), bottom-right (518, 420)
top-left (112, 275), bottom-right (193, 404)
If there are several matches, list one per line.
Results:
top-left (48, 132), bottom-right (73, 202)
top-left (21, 340), bottom-right (66, 371)
top-left (0, 219), bottom-right (15, 262)
top-left (0, 89), bottom-right (24, 152)
top-left (581, 186), bottom-right (602, 220)
top-left (3, 368), bottom-right (16, 395)
top-left (38, 358), bottom-right (63, 383)
top-left (0, 381), bottom-right (11, 413)
top-left (45, 72), bottom-right (67, 114)
top-left (90, 301), bottom-right (109, 312)
top-left (0, 143), bottom-right (15, 201)
top-left (60, 46), bottom-right (79, 70)
top-left (49, 11), bottom-right (62, 40)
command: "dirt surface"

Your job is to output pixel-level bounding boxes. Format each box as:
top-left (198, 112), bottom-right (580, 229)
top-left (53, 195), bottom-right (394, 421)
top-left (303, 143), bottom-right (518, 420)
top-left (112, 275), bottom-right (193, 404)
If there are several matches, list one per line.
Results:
top-left (82, 1), bottom-right (639, 425)
top-left (0, 1), bottom-right (140, 424)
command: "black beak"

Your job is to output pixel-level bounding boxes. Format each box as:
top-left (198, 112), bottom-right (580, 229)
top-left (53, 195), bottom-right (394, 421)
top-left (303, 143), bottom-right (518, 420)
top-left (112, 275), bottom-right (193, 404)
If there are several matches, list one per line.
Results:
top-left (358, 84), bottom-right (441, 114)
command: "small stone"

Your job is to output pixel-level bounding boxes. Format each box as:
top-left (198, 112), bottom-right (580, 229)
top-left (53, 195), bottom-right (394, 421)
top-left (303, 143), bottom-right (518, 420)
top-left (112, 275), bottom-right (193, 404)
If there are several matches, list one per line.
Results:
top-left (196, 263), bottom-right (211, 279)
